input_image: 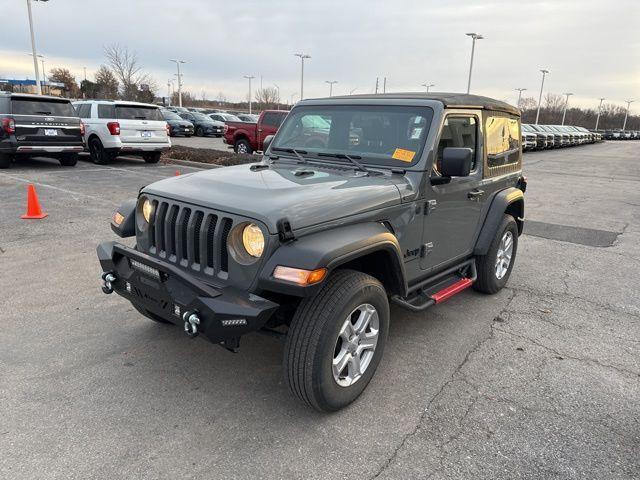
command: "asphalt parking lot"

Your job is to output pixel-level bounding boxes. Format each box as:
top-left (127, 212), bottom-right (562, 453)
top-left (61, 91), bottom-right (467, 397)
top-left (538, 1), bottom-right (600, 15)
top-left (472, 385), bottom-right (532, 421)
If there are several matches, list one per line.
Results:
top-left (1, 143), bottom-right (639, 479)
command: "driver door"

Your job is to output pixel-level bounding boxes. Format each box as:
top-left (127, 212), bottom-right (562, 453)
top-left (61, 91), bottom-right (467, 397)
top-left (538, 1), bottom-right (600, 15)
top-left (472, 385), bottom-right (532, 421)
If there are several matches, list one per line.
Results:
top-left (420, 112), bottom-right (485, 271)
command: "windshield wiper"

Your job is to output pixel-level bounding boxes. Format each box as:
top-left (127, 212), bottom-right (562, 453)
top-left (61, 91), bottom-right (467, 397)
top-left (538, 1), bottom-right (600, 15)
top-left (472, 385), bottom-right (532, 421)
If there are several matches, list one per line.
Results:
top-left (316, 152), bottom-right (376, 174)
top-left (271, 147), bottom-right (309, 164)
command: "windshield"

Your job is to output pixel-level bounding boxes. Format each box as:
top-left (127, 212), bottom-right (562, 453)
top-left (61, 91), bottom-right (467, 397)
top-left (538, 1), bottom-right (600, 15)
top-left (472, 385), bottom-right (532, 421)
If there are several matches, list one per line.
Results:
top-left (12, 98), bottom-right (76, 116)
top-left (161, 110), bottom-right (182, 120)
top-left (192, 112), bottom-right (212, 121)
top-left (223, 114), bottom-right (241, 122)
top-left (271, 105), bottom-right (434, 167)
top-left (116, 105), bottom-right (163, 121)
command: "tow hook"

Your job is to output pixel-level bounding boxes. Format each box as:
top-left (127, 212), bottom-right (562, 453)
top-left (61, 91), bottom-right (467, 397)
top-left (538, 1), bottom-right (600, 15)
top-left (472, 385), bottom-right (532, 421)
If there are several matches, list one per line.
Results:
top-left (101, 272), bottom-right (116, 294)
top-left (183, 311), bottom-right (201, 338)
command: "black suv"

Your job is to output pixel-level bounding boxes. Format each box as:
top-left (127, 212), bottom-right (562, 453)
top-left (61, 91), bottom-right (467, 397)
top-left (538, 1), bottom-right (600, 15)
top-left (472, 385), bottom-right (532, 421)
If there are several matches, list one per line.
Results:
top-left (0, 93), bottom-right (83, 168)
top-left (97, 93), bottom-right (526, 411)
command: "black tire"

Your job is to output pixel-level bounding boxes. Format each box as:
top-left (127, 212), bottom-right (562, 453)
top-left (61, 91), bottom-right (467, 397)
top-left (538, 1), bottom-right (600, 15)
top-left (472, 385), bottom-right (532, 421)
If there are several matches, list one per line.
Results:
top-left (284, 270), bottom-right (389, 412)
top-left (142, 152), bottom-right (162, 164)
top-left (58, 153), bottom-right (78, 166)
top-left (133, 304), bottom-right (172, 324)
top-left (234, 139), bottom-right (253, 154)
top-left (474, 214), bottom-right (519, 294)
top-left (88, 137), bottom-right (111, 165)
top-left (195, 126), bottom-right (204, 137)
top-left (0, 153), bottom-right (12, 169)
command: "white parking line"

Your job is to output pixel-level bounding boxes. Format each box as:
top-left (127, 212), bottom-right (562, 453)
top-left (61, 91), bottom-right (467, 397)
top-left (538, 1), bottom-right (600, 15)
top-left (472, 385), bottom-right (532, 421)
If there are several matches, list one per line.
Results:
top-left (0, 172), bottom-right (120, 205)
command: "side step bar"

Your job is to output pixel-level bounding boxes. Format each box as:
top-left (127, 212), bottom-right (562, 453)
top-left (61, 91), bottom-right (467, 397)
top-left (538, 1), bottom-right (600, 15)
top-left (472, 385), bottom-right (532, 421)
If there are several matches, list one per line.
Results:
top-left (391, 260), bottom-right (477, 312)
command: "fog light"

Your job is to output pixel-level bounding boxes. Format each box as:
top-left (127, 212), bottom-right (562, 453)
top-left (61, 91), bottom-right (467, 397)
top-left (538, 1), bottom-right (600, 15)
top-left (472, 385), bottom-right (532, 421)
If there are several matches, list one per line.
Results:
top-left (125, 281), bottom-right (132, 293)
top-left (273, 266), bottom-right (327, 286)
top-left (130, 259), bottom-right (160, 279)
top-left (173, 304), bottom-right (181, 317)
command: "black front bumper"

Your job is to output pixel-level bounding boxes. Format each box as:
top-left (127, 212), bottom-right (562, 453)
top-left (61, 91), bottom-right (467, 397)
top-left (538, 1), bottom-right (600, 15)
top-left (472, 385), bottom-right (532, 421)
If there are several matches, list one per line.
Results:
top-left (97, 241), bottom-right (278, 343)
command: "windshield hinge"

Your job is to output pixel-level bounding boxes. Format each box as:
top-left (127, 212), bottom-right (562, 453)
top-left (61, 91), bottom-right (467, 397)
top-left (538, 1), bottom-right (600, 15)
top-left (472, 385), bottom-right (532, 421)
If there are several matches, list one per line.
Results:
top-left (277, 218), bottom-right (295, 242)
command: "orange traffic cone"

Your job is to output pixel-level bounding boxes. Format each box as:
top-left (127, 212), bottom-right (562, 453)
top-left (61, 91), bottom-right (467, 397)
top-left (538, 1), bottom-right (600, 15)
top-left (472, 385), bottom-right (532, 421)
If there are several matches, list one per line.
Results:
top-left (175, 170), bottom-right (180, 176)
top-left (21, 184), bottom-right (48, 219)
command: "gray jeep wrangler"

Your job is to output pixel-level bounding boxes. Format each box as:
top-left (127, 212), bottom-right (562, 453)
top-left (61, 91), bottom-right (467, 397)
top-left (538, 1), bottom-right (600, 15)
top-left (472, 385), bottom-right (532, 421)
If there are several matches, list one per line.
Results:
top-left (97, 93), bottom-right (526, 411)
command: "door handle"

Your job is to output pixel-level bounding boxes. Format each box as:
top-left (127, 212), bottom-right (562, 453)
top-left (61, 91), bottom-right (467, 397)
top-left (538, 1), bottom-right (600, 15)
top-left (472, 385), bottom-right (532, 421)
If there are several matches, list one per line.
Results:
top-left (468, 189), bottom-right (484, 200)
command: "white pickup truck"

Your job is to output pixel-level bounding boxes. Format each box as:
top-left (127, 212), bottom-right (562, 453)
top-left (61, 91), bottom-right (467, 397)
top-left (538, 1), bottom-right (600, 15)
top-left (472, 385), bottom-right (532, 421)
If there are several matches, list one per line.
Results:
top-left (73, 100), bottom-right (170, 164)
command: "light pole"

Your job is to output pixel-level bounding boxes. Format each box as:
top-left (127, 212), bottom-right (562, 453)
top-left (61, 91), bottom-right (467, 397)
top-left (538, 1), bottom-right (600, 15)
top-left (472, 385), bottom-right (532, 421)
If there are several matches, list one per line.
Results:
top-left (515, 88), bottom-right (527, 109)
top-left (595, 97), bottom-right (605, 130)
top-left (325, 80), bottom-right (337, 97)
top-left (244, 75), bottom-right (255, 114)
top-left (169, 59), bottom-right (186, 107)
top-left (167, 79), bottom-right (174, 106)
top-left (273, 84), bottom-right (280, 110)
top-left (561, 92), bottom-right (573, 125)
top-left (421, 83), bottom-right (435, 93)
top-left (622, 100), bottom-right (634, 131)
top-left (465, 32), bottom-right (484, 94)
top-left (26, 0), bottom-right (48, 95)
top-left (535, 69), bottom-right (549, 125)
top-left (294, 53), bottom-right (310, 100)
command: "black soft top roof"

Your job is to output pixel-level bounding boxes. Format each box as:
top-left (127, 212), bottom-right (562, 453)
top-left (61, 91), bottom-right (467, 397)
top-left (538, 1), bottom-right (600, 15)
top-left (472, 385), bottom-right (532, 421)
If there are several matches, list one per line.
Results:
top-left (302, 92), bottom-right (520, 117)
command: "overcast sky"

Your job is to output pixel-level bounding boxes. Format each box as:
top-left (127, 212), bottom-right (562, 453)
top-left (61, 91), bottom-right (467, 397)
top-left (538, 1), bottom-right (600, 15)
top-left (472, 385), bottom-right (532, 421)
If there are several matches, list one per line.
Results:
top-left (1, 0), bottom-right (638, 109)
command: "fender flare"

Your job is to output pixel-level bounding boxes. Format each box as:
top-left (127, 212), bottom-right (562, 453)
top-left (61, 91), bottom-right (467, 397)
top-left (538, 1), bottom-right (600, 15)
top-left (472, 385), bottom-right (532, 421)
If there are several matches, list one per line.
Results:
top-left (474, 187), bottom-right (524, 256)
top-left (257, 222), bottom-right (407, 297)
top-left (110, 198), bottom-right (137, 238)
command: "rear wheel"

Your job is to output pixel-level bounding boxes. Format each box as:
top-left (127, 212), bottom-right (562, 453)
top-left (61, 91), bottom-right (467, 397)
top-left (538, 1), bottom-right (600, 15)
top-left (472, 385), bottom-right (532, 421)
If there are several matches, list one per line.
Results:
top-left (58, 153), bottom-right (78, 166)
top-left (234, 139), bottom-right (253, 154)
top-left (142, 152), bottom-right (161, 164)
top-left (89, 137), bottom-right (112, 165)
top-left (474, 215), bottom-right (519, 294)
top-left (0, 153), bottom-right (12, 169)
top-left (284, 270), bottom-right (389, 411)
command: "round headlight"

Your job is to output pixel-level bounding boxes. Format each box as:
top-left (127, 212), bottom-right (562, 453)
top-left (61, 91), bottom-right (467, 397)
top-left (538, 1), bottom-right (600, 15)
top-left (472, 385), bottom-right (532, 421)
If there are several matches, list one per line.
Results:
top-left (242, 223), bottom-right (264, 258)
top-left (141, 199), bottom-right (153, 223)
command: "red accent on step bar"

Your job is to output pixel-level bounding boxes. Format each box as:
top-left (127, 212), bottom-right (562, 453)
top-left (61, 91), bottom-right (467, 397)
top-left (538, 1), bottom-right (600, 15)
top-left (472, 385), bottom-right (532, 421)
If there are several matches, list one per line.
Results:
top-left (431, 278), bottom-right (473, 304)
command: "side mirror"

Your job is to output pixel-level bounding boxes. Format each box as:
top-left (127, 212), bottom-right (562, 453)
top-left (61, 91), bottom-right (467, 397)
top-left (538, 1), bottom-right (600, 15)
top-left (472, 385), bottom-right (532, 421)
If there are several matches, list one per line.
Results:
top-left (263, 134), bottom-right (274, 152)
top-left (441, 147), bottom-right (473, 177)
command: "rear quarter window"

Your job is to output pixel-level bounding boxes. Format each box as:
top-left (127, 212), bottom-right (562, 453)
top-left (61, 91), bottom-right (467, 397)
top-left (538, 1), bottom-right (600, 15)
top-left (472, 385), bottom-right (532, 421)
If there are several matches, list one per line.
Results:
top-left (11, 98), bottom-right (76, 117)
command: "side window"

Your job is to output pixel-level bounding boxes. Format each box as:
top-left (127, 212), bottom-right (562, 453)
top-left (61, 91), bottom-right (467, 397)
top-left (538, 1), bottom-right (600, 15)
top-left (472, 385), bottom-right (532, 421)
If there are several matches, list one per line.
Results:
top-left (485, 116), bottom-right (520, 167)
top-left (434, 116), bottom-right (477, 173)
top-left (98, 104), bottom-right (115, 119)
top-left (262, 112), bottom-right (284, 128)
top-left (77, 104), bottom-right (91, 119)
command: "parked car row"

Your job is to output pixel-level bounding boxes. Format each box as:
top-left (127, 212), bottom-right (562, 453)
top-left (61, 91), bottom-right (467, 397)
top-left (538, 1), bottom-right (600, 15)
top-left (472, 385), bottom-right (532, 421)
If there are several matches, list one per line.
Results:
top-left (521, 123), bottom-right (603, 151)
top-left (600, 129), bottom-right (640, 140)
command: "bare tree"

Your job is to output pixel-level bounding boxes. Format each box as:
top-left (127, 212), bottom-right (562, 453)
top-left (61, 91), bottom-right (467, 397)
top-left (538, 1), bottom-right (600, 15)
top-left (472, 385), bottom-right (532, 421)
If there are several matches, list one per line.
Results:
top-left (255, 87), bottom-right (279, 108)
top-left (216, 91), bottom-right (228, 104)
top-left (103, 44), bottom-right (156, 101)
top-left (519, 96), bottom-right (537, 111)
top-left (543, 93), bottom-right (565, 112)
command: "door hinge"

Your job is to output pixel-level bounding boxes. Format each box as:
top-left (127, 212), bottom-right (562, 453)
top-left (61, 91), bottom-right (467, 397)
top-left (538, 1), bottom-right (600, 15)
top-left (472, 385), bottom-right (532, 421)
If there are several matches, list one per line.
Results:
top-left (277, 218), bottom-right (295, 242)
top-left (424, 199), bottom-right (437, 215)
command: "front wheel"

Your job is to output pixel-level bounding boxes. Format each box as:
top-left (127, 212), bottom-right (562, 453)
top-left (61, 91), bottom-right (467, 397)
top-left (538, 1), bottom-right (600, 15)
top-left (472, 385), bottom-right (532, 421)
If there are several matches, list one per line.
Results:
top-left (195, 126), bottom-right (204, 137)
top-left (142, 152), bottom-right (161, 164)
top-left (284, 270), bottom-right (389, 411)
top-left (474, 214), bottom-right (519, 294)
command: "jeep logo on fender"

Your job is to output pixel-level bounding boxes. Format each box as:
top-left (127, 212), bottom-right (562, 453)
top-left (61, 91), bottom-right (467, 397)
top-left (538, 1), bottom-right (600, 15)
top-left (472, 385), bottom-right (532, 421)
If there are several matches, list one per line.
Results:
top-left (404, 247), bottom-right (420, 259)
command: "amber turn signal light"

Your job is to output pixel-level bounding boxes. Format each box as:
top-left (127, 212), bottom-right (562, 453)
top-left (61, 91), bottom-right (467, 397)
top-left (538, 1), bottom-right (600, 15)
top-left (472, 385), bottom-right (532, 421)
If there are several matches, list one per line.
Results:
top-left (112, 211), bottom-right (124, 226)
top-left (273, 266), bottom-right (327, 286)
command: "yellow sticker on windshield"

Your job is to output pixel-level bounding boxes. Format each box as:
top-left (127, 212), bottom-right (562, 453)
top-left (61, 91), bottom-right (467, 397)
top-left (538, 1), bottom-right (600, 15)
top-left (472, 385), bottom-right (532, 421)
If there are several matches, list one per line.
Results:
top-left (392, 148), bottom-right (416, 163)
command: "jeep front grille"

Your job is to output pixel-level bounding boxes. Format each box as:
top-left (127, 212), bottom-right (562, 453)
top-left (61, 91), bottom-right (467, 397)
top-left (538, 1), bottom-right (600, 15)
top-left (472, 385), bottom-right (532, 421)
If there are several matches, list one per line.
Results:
top-left (148, 199), bottom-right (233, 275)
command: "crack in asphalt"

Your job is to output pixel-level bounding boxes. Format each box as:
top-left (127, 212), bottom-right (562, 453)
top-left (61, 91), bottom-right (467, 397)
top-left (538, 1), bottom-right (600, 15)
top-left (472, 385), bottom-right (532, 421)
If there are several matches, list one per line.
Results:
top-left (367, 290), bottom-right (518, 479)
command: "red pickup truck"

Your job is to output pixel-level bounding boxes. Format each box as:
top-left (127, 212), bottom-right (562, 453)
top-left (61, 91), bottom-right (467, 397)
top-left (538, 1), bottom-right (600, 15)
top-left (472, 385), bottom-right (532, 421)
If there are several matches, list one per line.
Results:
top-left (223, 110), bottom-right (289, 154)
